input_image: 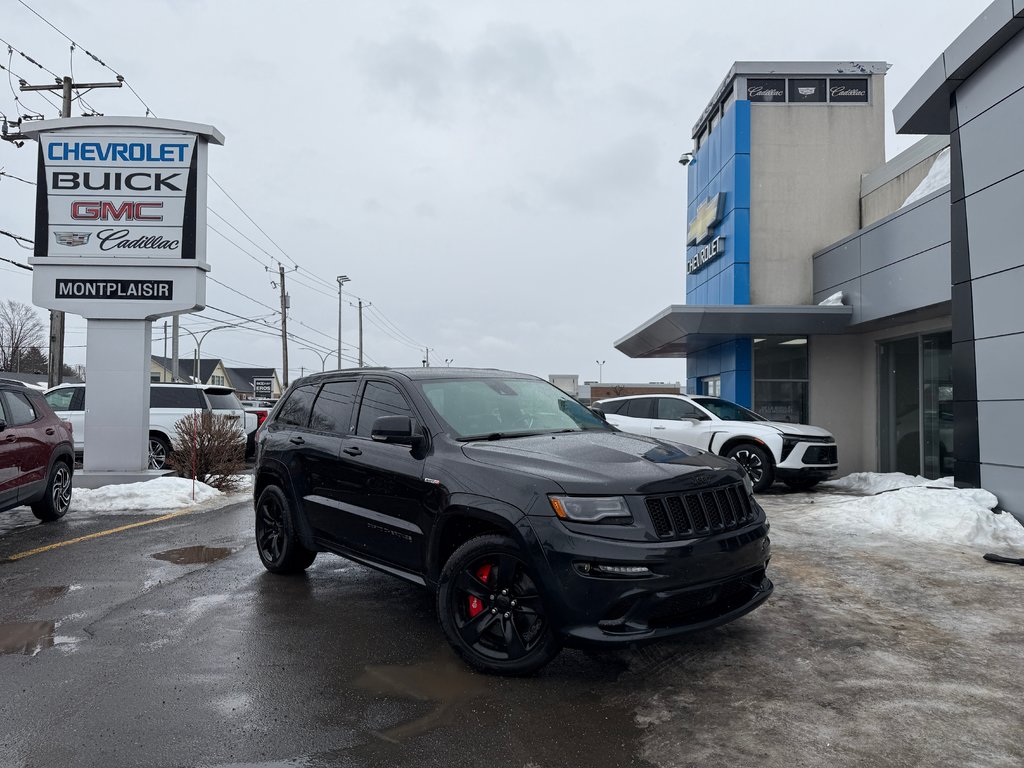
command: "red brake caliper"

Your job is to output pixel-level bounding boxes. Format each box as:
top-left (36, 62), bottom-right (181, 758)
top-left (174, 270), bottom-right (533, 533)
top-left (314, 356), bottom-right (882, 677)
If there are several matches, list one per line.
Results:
top-left (467, 563), bottom-right (493, 618)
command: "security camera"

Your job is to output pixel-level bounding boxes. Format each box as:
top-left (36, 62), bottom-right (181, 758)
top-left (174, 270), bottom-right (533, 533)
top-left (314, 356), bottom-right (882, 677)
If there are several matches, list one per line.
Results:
top-left (678, 152), bottom-right (694, 166)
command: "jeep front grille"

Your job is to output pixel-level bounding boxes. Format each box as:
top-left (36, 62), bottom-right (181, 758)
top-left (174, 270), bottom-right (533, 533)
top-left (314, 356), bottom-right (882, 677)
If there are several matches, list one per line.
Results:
top-left (644, 482), bottom-right (756, 540)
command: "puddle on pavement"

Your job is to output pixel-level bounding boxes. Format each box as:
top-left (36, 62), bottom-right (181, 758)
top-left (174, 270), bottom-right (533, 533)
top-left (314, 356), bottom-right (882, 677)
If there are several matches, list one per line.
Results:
top-left (31, 585), bottom-right (81, 603)
top-left (0, 620), bottom-right (55, 655)
top-left (152, 545), bottom-right (238, 565)
top-left (355, 654), bottom-right (493, 742)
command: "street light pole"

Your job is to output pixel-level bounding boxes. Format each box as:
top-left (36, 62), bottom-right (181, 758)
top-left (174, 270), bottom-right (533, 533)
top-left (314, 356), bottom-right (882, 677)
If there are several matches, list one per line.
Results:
top-left (302, 347), bottom-right (331, 372)
top-left (596, 360), bottom-right (606, 383)
top-left (337, 275), bottom-right (350, 370)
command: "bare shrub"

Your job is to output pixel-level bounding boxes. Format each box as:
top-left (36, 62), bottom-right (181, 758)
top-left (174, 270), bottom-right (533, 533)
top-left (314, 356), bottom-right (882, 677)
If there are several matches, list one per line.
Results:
top-left (168, 412), bottom-right (245, 491)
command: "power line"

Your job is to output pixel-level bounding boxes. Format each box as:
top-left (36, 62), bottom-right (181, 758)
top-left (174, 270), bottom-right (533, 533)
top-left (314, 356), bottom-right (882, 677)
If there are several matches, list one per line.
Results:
top-left (0, 228), bottom-right (33, 249)
top-left (207, 276), bottom-right (280, 316)
top-left (207, 176), bottom-right (337, 290)
top-left (15, 0), bottom-right (154, 116)
top-left (0, 169), bottom-right (34, 185)
top-left (0, 35), bottom-right (59, 79)
top-left (0, 253), bottom-right (32, 270)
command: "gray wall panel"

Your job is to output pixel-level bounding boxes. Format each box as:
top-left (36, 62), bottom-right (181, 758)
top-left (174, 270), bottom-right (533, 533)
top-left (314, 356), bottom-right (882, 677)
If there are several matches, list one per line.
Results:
top-left (956, 20), bottom-right (1024, 123)
top-left (977, 400), bottom-right (1024, 465)
top-left (813, 239), bottom-right (861, 294)
top-left (858, 193), bottom-right (951, 274)
top-left (959, 86), bottom-right (1024, 195)
top-left (971, 266), bottom-right (1024, 338)
top-left (979, 463), bottom-right (1024, 520)
top-left (859, 245), bottom-right (951, 324)
top-left (974, 332), bottom-right (1024, 400)
top-left (965, 170), bottom-right (1024, 278)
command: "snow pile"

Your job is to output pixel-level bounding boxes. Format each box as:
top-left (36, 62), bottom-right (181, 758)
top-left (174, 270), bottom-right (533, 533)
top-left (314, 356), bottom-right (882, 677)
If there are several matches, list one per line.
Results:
top-left (71, 475), bottom-right (251, 514)
top-left (902, 147), bottom-right (951, 207)
top-left (822, 471), bottom-right (948, 495)
top-left (802, 472), bottom-right (1024, 550)
top-left (817, 291), bottom-right (844, 306)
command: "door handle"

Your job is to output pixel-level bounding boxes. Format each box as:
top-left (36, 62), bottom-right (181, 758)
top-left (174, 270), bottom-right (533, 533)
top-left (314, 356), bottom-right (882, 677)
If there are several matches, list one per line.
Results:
top-left (653, 426), bottom-right (666, 430)
top-left (45, 428), bottom-right (56, 435)
top-left (343, 447), bottom-right (362, 456)
top-left (289, 436), bottom-right (305, 445)
top-left (4, 435), bottom-right (16, 442)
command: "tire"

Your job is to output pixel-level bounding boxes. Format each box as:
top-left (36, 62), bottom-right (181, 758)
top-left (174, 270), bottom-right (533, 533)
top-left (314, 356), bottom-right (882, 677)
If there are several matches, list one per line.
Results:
top-left (31, 460), bottom-right (73, 522)
top-left (437, 534), bottom-right (561, 676)
top-left (725, 443), bottom-right (775, 492)
top-left (255, 485), bottom-right (316, 574)
top-left (148, 433), bottom-right (172, 471)
top-left (784, 478), bottom-right (820, 492)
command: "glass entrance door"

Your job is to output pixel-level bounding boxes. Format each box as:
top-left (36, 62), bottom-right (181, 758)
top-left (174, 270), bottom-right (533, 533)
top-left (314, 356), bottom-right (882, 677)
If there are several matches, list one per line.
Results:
top-left (878, 331), bottom-right (953, 478)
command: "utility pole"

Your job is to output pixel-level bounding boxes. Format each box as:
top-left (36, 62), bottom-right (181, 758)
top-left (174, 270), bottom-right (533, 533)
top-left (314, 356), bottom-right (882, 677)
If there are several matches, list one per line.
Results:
top-left (171, 315), bottom-right (180, 382)
top-left (336, 275), bottom-right (350, 369)
top-left (422, 348), bottom-right (431, 367)
top-left (279, 264), bottom-right (290, 387)
top-left (358, 300), bottom-right (364, 367)
top-left (20, 74), bottom-right (123, 388)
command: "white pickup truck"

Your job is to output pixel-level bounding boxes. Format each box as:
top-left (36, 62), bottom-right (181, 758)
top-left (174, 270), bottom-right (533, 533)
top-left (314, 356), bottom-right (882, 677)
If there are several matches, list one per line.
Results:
top-left (44, 383), bottom-right (254, 470)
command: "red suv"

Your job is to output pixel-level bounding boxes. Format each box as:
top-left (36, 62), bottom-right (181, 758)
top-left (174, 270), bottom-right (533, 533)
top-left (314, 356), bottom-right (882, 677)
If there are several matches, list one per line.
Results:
top-left (0, 381), bottom-right (75, 521)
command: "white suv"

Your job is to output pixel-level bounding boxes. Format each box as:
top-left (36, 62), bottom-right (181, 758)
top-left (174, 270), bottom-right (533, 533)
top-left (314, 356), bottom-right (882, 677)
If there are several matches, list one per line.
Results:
top-left (593, 394), bottom-right (837, 492)
top-left (44, 383), bottom-right (250, 470)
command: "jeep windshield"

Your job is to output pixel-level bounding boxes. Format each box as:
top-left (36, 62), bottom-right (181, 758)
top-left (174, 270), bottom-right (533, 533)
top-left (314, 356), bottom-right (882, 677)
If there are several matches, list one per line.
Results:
top-left (417, 377), bottom-right (611, 440)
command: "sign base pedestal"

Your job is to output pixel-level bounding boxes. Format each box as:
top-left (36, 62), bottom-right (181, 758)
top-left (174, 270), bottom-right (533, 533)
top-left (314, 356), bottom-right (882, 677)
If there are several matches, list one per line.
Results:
top-left (73, 469), bottom-right (174, 490)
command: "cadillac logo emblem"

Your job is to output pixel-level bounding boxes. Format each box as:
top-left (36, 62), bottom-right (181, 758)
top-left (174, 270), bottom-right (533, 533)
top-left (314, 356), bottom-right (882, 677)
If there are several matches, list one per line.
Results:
top-left (54, 232), bottom-right (92, 247)
top-left (797, 87), bottom-right (816, 96)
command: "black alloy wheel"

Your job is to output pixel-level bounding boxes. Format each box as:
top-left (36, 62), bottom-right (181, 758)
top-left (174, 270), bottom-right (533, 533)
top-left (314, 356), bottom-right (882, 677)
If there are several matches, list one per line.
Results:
top-left (726, 443), bottom-right (775, 492)
top-left (255, 485), bottom-right (316, 574)
top-left (438, 534), bottom-right (560, 676)
top-left (31, 460), bottom-right (72, 522)
top-left (148, 434), bottom-right (172, 470)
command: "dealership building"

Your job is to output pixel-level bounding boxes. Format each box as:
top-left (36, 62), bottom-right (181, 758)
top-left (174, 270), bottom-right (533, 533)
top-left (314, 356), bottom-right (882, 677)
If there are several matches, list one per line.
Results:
top-left (615, 2), bottom-right (1024, 519)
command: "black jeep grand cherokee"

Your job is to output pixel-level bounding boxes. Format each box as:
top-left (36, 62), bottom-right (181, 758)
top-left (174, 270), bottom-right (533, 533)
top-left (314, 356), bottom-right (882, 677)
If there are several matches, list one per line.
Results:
top-left (254, 368), bottom-right (772, 675)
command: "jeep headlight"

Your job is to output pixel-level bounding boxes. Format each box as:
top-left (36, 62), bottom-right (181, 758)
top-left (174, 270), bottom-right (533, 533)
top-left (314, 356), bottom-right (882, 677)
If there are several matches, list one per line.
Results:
top-left (549, 495), bottom-right (632, 523)
top-left (742, 472), bottom-right (754, 497)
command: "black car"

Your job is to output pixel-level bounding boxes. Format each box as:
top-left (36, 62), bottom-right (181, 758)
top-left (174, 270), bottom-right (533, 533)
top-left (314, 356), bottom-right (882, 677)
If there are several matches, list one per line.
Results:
top-left (254, 368), bottom-right (773, 675)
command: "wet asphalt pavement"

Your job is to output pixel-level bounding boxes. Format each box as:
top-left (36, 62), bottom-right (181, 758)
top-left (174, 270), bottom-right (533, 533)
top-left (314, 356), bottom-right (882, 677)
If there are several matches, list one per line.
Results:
top-left (2, 492), bottom-right (1024, 768)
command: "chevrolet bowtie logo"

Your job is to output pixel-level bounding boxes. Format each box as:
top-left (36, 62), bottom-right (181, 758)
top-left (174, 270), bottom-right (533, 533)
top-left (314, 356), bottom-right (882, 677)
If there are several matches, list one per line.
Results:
top-left (686, 193), bottom-right (724, 246)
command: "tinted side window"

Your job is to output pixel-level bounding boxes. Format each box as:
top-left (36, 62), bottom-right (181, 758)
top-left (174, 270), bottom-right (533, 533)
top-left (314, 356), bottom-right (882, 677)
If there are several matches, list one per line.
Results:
top-left (356, 381), bottom-right (412, 437)
top-left (309, 380), bottom-right (358, 435)
top-left (276, 384), bottom-right (319, 428)
top-left (2, 390), bottom-right (38, 425)
top-left (45, 388), bottom-right (76, 412)
top-left (71, 387), bottom-right (85, 410)
top-left (598, 400), bottom-right (625, 415)
top-left (624, 398), bottom-right (655, 419)
top-left (206, 392), bottom-right (242, 411)
top-left (151, 387), bottom-right (206, 409)
top-left (657, 398), bottom-right (704, 420)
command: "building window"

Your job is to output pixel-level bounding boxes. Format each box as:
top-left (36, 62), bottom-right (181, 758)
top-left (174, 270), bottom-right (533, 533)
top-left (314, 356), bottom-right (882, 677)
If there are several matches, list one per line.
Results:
top-left (151, 374), bottom-right (161, 383)
top-left (753, 336), bottom-right (808, 423)
top-left (701, 375), bottom-right (721, 397)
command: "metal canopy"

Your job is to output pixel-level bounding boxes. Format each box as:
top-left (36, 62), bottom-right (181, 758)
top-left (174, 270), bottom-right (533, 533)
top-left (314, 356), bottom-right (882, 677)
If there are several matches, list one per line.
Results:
top-left (614, 304), bottom-right (854, 358)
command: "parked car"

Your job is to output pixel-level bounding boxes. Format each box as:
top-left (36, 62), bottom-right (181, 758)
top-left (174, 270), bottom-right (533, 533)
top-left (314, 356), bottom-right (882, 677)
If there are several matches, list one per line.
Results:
top-left (254, 368), bottom-right (773, 675)
top-left (0, 380), bottom-right (74, 520)
top-left (593, 393), bottom-right (838, 492)
top-left (44, 383), bottom-right (249, 470)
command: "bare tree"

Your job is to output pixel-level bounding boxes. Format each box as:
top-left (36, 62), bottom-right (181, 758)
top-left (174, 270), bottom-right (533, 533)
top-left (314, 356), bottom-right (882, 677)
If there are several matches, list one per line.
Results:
top-left (0, 300), bottom-right (46, 372)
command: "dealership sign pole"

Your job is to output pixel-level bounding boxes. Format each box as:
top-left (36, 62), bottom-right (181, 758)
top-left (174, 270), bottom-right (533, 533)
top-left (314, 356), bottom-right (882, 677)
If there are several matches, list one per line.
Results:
top-left (24, 117), bottom-right (224, 481)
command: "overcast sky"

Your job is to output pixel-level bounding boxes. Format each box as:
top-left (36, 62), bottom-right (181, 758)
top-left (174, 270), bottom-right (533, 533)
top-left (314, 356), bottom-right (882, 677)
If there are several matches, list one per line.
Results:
top-left (0, 0), bottom-right (992, 385)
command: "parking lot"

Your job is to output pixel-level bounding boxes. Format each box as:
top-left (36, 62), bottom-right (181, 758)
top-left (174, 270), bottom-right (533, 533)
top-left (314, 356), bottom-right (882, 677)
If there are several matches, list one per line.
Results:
top-left (1, 485), bottom-right (1023, 768)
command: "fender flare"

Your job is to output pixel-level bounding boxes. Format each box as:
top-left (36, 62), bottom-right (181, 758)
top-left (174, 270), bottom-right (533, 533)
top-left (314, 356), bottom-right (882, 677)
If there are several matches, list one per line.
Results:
top-left (426, 494), bottom-right (528, 581)
top-left (253, 459), bottom-right (318, 550)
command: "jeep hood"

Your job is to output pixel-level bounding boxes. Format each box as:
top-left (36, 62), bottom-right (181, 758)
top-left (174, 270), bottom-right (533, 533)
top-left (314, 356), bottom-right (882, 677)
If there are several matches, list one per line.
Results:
top-left (461, 430), bottom-right (743, 495)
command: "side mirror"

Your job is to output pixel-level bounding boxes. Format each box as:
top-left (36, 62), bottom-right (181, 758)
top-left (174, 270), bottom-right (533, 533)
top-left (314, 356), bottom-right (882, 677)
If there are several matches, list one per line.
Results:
top-left (371, 415), bottom-right (424, 448)
top-left (589, 406), bottom-right (607, 422)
